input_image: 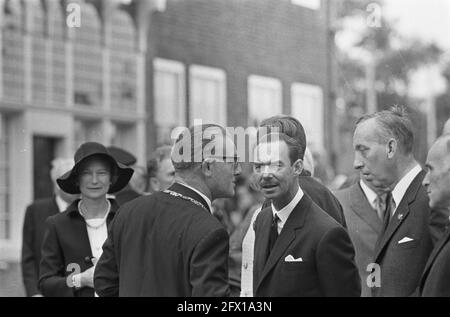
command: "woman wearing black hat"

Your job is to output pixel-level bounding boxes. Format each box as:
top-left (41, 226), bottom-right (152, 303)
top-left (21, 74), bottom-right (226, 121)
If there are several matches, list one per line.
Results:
top-left (39, 142), bottom-right (133, 297)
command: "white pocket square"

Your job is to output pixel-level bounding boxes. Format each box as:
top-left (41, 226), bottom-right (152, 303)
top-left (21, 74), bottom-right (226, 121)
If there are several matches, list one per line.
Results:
top-left (284, 255), bottom-right (303, 262)
top-left (398, 237), bottom-right (414, 244)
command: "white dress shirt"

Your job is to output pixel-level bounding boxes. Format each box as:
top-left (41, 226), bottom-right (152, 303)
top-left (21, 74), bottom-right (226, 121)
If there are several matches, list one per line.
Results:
top-left (390, 164), bottom-right (422, 216)
top-left (271, 187), bottom-right (304, 234)
top-left (359, 180), bottom-right (378, 210)
top-left (240, 186), bottom-right (304, 297)
top-left (55, 195), bottom-right (70, 213)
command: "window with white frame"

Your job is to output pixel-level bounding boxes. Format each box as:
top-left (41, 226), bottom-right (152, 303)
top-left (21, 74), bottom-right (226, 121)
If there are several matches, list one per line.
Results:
top-left (291, 83), bottom-right (324, 151)
top-left (291, 0), bottom-right (321, 10)
top-left (248, 75), bottom-right (282, 126)
top-left (153, 58), bottom-right (186, 145)
top-left (0, 114), bottom-right (10, 240)
top-left (189, 65), bottom-right (226, 126)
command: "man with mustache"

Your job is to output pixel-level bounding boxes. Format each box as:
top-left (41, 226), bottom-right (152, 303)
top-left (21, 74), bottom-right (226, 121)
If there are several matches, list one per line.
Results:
top-left (238, 115), bottom-right (346, 296)
top-left (252, 132), bottom-right (360, 296)
top-left (353, 106), bottom-right (445, 296)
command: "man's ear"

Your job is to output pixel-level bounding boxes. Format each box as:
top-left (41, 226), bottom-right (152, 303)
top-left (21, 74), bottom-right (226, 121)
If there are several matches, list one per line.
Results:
top-left (149, 177), bottom-right (160, 192)
top-left (201, 159), bottom-right (214, 177)
top-left (386, 138), bottom-right (397, 159)
top-left (292, 159), bottom-right (304, 176)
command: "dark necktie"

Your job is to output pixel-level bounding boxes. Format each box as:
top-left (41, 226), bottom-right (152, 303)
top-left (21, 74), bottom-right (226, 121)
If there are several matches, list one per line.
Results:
top-left (381, 192), bottom-right (395, 235)
top-left (375, 193), bottom-right (388, 221)
top-left (268, 214), bottom-right (280, 255)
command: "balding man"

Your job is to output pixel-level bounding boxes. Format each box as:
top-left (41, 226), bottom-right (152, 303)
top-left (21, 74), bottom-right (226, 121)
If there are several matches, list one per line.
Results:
top-left (21, 158), bottom-right (77, 297)
top-left (419, 135), bottom-right (450, 296)
top-left (94, 124), bottom-right (241, 296)
top-left (352, 106), bottom-right (445, 296)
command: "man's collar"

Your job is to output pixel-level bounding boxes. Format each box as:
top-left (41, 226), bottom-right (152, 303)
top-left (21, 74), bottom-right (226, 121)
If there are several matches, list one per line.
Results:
top-left (359, 180), bottom-right (378, 209)
top-left (391, 164), bottom-right (422, 209)
top-left (271, 186), bottom-right (304, 225)
top-left (55, 195), bottom-right (70, 213)
top-left (170, 182), bottom-right (213, 213)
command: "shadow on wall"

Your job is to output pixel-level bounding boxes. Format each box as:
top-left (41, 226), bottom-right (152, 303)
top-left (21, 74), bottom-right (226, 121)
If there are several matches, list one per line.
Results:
top-left (0, 262), bottom-right (24, 297)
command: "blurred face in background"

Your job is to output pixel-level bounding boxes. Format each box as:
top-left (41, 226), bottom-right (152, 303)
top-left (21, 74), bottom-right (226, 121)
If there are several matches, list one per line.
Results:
top-left (423, 139), bottom-right (450, 210)
top-left (149, 158), bottom-right (175, 192)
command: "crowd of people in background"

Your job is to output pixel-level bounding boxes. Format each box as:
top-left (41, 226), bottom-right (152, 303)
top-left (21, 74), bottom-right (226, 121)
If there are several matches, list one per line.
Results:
top-left (20, 107), bottom-right (450, 297)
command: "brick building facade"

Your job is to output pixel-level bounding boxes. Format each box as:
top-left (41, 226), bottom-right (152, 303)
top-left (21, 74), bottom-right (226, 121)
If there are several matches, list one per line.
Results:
top-left (146, 0), bottom-right (336, 160)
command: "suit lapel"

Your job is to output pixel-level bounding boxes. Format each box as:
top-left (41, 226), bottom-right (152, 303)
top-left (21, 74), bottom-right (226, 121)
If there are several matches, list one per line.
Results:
top-left (67, 200), bottom-right (94, 262)
top-left (420, 227), bottom-right (450, 288)
top-left (349, 183), bottom-right (382, 234)
top-left (255, 195), bottom-right (310, 291)
top-left (374, 171), bottom-right (425, 261)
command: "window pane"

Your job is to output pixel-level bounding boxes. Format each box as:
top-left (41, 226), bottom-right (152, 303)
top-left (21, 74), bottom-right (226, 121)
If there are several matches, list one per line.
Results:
top-left (291, 83), bottom-right (324, 150)
top-left (190, 66), bottom-right (226, 126)
top-left (248, 75), bottom-right (282, 126)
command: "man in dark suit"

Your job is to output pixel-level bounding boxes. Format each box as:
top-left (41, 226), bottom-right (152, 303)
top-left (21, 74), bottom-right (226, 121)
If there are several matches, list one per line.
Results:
top-left (335, 177), bottom-right (383, 297)
top-left (107, 146), bottom-right (142, 205)
top-left (94, 124), bottom-right (241, 296)
top-left (21, 158), bottom-right (77, 297)
top-left (419, 135), bottom-right (450, 296)
top-left (252, 132), bottom-right (360, 297)
top-left (237, 115), bottom-right (346, 296)
top-left (353, 106), bottom-right (446, 296)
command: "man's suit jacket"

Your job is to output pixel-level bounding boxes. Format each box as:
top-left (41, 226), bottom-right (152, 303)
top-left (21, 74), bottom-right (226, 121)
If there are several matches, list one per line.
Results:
top-left (114, 187), bottom-right (141, 206)
top-left (372, 171), bottom-right (434, 297)
top-left (21, 196), bottom-right (60, 296)
top-left (419, 225), bottom-right (450, 296)
top-left (253, 194), bottom-right (361, 297)
top-left (39, 199), bottom-right (118, 297)
top-left (230, 175), bottom-right (345, 296)
top-left (335, 183), bottom-right (382, 297)
top-left (94, 183), bottom-right (230, 297)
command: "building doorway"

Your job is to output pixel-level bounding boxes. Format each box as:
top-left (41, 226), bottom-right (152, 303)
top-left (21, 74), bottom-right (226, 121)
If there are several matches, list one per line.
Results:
top-left (33, 136), bottom-right (57, 200)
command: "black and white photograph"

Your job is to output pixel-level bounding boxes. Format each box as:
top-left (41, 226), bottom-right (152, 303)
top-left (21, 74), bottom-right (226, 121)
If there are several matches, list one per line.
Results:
top-left (0, 0), bottom-right (450, 300)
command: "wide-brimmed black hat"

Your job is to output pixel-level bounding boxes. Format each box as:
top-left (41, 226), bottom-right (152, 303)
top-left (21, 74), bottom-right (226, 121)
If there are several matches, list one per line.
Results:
top-left (107, 146), bottom-right (137, 166)
top-left (57, 142), bottom-right (134, 194)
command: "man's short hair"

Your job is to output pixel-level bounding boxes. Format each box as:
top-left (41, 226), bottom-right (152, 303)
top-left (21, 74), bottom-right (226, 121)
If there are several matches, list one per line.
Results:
top-left (171, 124), bottom-right (227, 171)
top-left (259, 115), bottom-right (306, 160)
top-left (257, 132), bottom-right (303, 165)
top-left (356, 105), bottom-right (414, 154)
top-left (147, 145), bottom-right (172, 178)
top-left (51, 158), bottom-right (74, 183)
